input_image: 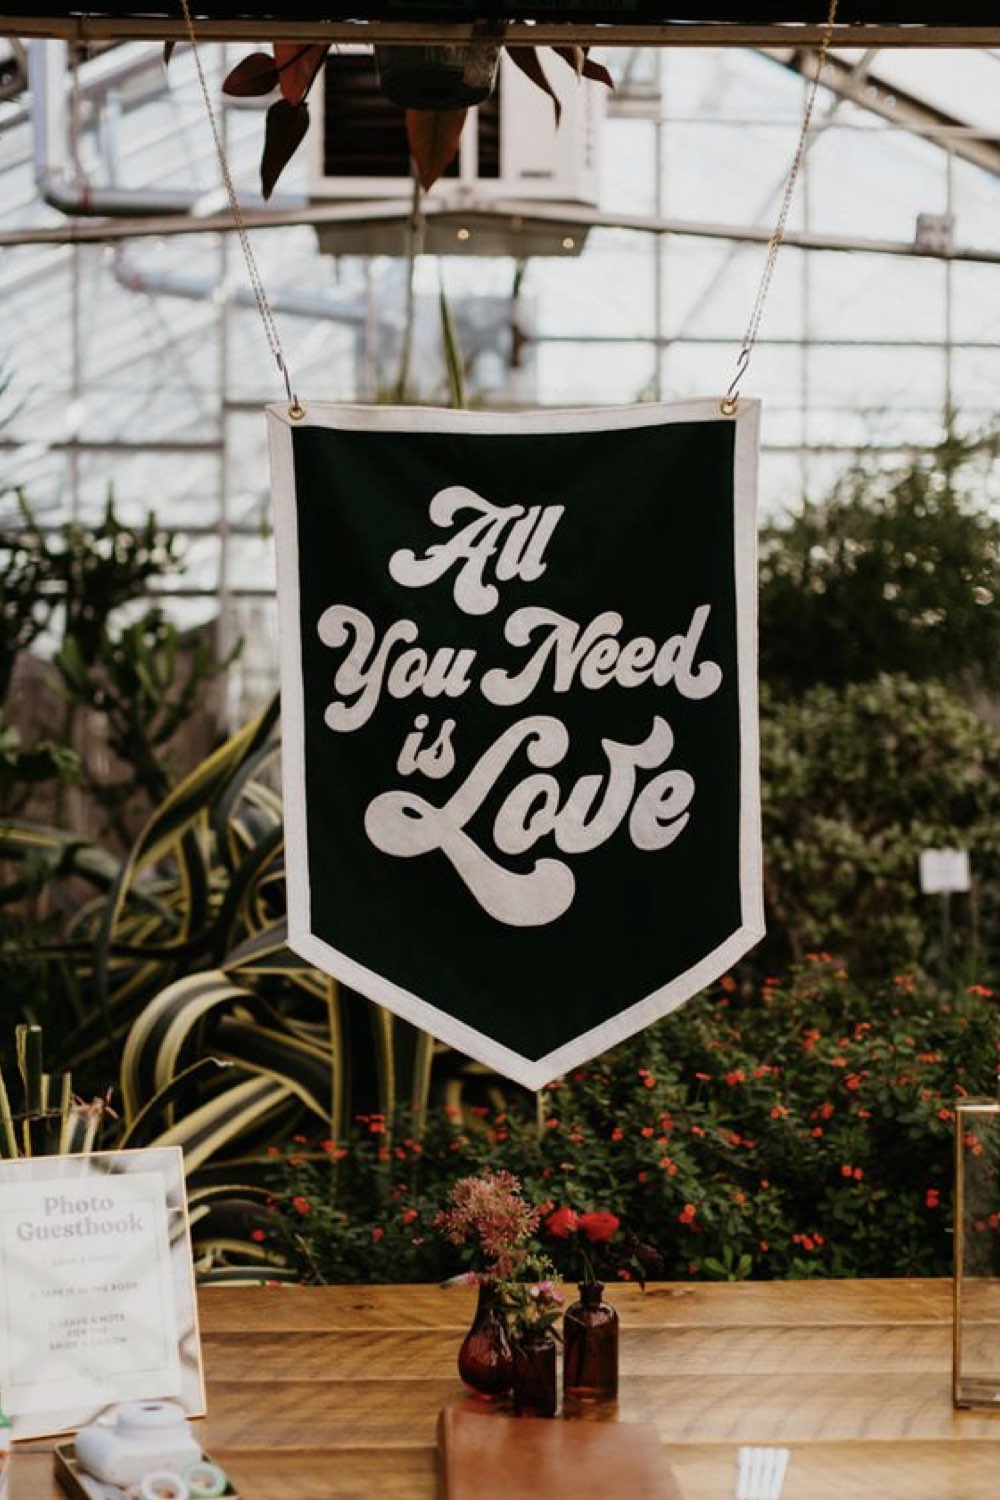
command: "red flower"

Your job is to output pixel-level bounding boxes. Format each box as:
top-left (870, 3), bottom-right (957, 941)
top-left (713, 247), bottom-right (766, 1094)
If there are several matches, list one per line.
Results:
top-left (545, 1206), bottom-right (579, 1238)
top-left (678, 1204), bottom-right (697, 1225)
top-left (251, 1228), bottom-right (266, 1243)
top-left (578, 1211), bottom-right (620, 1244)
top-left (401, 1208), bottom-right (419, 1225)
top-left (926, 1188), bottom-right (940, 1209)
top-left (292, 1196), bottom-right (311, 1215)
top-left (372, 1226), bottom-right (385, 1241)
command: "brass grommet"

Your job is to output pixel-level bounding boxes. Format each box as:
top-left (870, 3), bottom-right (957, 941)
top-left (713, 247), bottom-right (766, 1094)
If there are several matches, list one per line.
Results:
top-left (288, 399), bottom-right (306, 421)
top-left (720, 395), bottom-right (739, 417)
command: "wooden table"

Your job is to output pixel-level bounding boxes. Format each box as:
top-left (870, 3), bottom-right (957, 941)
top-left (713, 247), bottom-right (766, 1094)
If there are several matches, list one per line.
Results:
top-left (18, 1279), bottom-right (1000, 1499)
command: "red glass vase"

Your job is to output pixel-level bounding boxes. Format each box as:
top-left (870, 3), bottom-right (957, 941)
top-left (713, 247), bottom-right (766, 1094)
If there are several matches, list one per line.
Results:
top-left (511, 1330), bottom-right (558, 1417)
top-left (563, 1282), bottom-right (618, 1403)
top-left (458, 1280), bottom-right (513, 1400)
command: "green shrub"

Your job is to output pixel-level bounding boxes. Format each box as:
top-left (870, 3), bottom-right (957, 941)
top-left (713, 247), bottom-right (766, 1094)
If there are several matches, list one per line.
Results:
top-left (758, 429), bottom-right (1000, 695)
top-left (260, 958), bottom-right (996, 1283)
top-left (761, 675), bottom-right (1000, 977)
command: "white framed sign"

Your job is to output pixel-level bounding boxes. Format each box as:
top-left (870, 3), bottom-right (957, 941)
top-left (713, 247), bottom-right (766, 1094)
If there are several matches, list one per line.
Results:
top-left (0, 1147), bottom-right (204, 1440)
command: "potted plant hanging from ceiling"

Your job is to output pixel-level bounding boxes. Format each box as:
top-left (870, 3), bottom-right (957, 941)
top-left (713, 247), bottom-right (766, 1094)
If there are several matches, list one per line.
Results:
top-left (375, 41), bottom-right (501, 110)
top-left (203, 40), bottom-right (612, 196)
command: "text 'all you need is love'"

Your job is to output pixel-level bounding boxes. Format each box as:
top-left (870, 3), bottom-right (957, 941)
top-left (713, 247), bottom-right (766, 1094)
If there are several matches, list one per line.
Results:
top-left (314, 487), bottom-right (725, 927)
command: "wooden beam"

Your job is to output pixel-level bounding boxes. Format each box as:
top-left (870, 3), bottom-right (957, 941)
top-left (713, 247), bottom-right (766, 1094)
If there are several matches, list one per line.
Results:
top-left (5, 15), bottom-right (1000, 46)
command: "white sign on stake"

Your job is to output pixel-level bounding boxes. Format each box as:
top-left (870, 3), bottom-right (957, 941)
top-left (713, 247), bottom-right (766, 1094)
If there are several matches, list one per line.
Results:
top-left (918, 848), bottom-right (971, 896)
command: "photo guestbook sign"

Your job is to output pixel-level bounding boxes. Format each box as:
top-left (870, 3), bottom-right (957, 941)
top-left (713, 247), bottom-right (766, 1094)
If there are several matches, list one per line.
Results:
top-left (268, 400), bottom-right (763, 1089)
top-left (0, 1147), bottom-right (204, 1440)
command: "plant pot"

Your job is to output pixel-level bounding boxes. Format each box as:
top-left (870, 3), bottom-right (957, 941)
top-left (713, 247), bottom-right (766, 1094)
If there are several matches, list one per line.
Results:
top-left (375, 44), bottom-right (500, 111)
top-left (563, 1281), bottom-right (618, 1404)
top-left (511, 1330), bottom-right (558, 1418)
top-left (457, 1280), bottom-right (513, 1400)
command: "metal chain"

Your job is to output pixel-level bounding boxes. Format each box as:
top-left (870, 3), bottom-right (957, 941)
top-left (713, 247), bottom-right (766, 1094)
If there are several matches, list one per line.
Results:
top-left (721, 0), bottom-right (839, 416)
top-left (177, 0), bottom-right (304, 419)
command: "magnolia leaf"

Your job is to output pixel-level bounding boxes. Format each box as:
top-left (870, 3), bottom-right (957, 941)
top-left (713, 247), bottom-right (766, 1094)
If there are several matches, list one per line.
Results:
top-left (505, 47), bottom-right (562, 125)
top-left (223, 51), bottom-right (280, 98)
top-left (552, 46), bottom-right (615, 90)
top-left (163, 41), bottom-right (175, 67)
top-left (406, 108), bottom-right (467, 192)
top-left (273, 43), bottom-right (329, 105)
top-left (261, 99), bottom-right (310, 200)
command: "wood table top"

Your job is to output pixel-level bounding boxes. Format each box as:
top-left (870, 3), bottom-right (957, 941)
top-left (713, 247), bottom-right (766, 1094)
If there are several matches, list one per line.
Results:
top-left (17, 1278), bottom-right (1000, 1500)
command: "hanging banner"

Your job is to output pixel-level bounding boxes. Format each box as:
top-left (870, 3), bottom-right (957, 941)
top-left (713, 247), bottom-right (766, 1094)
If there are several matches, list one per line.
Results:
top-left (268, 399), bottom-right (763, 1090)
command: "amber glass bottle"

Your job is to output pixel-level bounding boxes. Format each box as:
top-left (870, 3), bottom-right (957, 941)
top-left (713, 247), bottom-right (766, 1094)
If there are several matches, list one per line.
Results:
top-left (458, 1280), bottom-right (514, 1399)
top-left (562, 1282), bottom-right (619, 1402)
top-left (511, 1331), bottom-right (558, 1417)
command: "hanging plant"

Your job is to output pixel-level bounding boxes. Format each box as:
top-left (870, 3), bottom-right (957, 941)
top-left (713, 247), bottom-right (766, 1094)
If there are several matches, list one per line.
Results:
top-left (213, 40), bottom-right (613, 198)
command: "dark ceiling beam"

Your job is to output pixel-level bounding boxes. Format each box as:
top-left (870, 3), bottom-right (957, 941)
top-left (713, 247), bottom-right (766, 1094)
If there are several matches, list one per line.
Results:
top-left (5, 12), bottom-right (1000, 46)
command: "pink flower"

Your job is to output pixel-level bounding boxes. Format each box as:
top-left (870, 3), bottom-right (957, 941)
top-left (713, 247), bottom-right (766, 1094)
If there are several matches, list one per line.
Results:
top-left (435, 1171), bottom-right (541, 1279)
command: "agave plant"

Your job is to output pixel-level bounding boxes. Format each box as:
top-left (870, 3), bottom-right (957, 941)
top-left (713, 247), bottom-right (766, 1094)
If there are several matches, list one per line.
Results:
top-left (3, 695), bottom-right (447, 1275)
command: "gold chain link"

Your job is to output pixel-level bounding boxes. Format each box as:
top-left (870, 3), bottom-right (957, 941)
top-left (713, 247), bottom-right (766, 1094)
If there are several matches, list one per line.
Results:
top-left (177, 0), bottom-right (304, 419)
top-left (721, 0), bottom-right (839, 416)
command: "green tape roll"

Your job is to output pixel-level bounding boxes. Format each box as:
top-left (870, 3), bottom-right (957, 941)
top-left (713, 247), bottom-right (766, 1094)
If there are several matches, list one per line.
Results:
top-left (181, 1461), bottom-right (227, 1498)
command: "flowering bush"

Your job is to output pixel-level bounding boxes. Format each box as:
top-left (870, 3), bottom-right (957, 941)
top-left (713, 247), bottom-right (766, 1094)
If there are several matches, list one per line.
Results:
top-left (261, 960), bottom-right (999, 1283)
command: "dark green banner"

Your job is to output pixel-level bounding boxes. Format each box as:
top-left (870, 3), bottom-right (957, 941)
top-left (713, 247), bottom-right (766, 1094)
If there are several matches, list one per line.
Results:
top-left (269, 400), bottom-right (762, 1088)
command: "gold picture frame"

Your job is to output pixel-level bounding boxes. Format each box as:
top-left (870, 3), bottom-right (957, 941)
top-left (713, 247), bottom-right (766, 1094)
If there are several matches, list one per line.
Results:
top-left (953, 1099), bottom-right (1000, 1408)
